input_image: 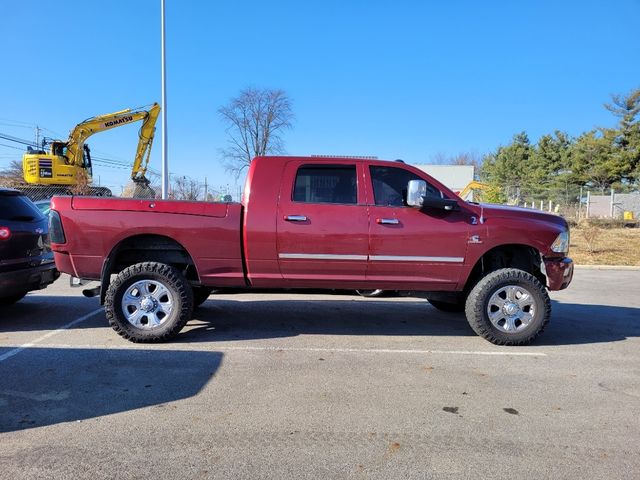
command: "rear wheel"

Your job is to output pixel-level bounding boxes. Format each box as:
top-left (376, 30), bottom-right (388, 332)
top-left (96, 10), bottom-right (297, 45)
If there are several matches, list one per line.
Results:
top-left (465, 268), bottom-right (550, 345)
top-left (105, 262), bottom-right (194, 343)
top-left (0, 292), bottom-right (28, 306)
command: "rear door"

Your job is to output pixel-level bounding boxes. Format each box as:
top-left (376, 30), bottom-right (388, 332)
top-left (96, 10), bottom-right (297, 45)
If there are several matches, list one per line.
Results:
top-left (366, 165), bottom-right (470, 289)
top-left (276, 161), bottom-right (369, 285)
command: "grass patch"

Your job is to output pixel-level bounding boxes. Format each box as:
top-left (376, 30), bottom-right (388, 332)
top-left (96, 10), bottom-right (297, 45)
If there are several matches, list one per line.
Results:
top-left (569, 227), bottom-right (640, 266)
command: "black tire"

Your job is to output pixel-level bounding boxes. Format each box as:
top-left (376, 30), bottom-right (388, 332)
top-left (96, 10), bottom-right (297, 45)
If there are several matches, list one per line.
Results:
top-left (427, 298), bottom-right (465, 313)
top-left (193, 286), bottom-right (214, 307)
top-left (465, 268), bottom-right (551, 346)
top-left (105, 262), bottom-right (194, 343)
top-left (0, 292), bottom-right (28, 306)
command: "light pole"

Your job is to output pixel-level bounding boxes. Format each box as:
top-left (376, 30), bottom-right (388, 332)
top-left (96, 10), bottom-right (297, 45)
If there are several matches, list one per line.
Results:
top-left (161, 0), bottom-right (169, 199)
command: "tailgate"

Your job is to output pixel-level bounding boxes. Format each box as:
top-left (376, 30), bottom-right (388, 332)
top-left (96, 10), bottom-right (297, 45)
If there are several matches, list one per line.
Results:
top-left (71, 197), bottom-right (230, 218)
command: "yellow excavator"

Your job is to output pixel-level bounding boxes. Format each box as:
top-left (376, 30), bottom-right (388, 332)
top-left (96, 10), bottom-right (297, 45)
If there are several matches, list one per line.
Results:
top-left (457, 180), bottom-right (489, 202)
top-left (21, 103), bottom-right (160, 199)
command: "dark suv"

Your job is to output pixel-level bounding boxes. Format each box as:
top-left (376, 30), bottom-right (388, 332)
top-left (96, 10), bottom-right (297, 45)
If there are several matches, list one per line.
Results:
top-left (0, 188), bottom-right (59, 305)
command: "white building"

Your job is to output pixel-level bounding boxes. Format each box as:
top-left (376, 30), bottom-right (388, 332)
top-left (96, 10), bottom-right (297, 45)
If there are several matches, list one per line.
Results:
top-left (413, 164), bottom-right (475, 193)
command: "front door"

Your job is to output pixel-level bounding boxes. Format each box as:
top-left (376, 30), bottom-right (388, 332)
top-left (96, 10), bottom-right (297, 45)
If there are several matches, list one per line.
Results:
top-left (366, 164), bottom-right (471, 289)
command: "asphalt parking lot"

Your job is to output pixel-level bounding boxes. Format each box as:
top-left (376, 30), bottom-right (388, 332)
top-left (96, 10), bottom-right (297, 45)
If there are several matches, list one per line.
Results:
top-left (1, 269), bottom-right (639, 479)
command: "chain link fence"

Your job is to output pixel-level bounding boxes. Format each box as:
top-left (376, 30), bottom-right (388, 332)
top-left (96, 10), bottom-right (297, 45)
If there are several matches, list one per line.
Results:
top-left (494, 185), bottom-right (639, 224)
top-left (3, 172), bottom-right (637, 225)
top-left (0, 175), bottom-right (243, 203)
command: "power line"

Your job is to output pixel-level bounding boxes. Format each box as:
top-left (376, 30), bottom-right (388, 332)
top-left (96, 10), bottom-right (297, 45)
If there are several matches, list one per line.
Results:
top-left (0, 142), bottom-right (25, 151)
top-left (0, 132), bottom-right (38, 148)
top-left (0, 117), bottom-right (35, 127)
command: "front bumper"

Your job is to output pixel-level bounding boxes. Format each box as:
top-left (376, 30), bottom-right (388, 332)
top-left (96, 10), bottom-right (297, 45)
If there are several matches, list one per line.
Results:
top-left (543, 257), bottom-right (573, 290)
top-left (0, 262), bottom-right (60, 296)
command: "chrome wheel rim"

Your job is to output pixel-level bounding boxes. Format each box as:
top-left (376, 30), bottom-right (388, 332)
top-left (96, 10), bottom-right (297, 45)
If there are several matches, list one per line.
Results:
top-left (121, 280), bottom-right (174, 329)
top-left (486, 285), bottom-right (536, 333)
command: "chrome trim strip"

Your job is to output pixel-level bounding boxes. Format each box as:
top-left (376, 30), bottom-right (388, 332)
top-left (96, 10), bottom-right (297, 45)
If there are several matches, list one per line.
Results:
top-left (369, 255), bottom-right (464, 263)
top-left (278, 253), bottom-right (464, 263)
top-left (279, 253), bottom-right (368, 261)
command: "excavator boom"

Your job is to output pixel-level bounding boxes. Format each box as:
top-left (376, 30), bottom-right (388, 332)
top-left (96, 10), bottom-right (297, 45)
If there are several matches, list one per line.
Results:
top-left (66, 103), bottom-right (160, 185)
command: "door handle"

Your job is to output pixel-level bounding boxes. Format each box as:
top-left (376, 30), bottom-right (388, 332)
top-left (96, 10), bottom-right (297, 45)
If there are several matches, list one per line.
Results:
top-left (376, 218), bottom-right (399, 225)
top-left (284, 215), bottom-right (308, 222)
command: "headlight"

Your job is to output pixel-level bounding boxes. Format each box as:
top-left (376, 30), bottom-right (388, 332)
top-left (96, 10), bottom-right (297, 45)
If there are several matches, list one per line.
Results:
top-left (551, 230), bottom-right (569, 253)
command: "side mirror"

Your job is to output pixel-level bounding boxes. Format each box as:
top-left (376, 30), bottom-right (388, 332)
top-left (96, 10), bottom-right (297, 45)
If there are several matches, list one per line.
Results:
top-left (422, 197), bottom-right (460, 211)
top-left (406, 179), bottom-right (459, 211)
top-left (406, 180), bottom-right (426, 208)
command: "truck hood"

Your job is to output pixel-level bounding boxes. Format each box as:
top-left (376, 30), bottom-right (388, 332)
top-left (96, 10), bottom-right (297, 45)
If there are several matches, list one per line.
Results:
top-left (470, 203), bottom-right (568, 229)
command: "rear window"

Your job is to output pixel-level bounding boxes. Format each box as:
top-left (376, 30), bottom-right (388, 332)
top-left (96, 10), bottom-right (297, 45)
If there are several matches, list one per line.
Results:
top-left (293, 165), bottom-right (357, 204)
top-left (0, 194), bottom-right (45, 221)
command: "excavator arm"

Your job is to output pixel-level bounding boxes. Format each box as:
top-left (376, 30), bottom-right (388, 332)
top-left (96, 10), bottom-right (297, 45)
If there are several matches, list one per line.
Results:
top-left (457, 180), bottom-right (489, 201)
top-left (65, 103), bottom-right (160, 185)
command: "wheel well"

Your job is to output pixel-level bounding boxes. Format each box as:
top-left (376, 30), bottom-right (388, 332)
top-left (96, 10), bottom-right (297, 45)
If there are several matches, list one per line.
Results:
top-left (464, 244), bottom-right (545, 293)
top-left (99, 235), bottom-right (198, 304)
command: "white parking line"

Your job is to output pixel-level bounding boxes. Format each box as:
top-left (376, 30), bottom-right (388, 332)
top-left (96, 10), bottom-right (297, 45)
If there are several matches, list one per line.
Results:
top-left (0, 308), bottom-right (103, 363)
top-left (0, 341), bottom-right (547, 358)
top-left (210, 346), bottom-right (547, 357)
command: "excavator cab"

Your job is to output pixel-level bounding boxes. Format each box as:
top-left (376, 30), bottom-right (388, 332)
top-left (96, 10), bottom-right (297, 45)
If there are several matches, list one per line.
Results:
top-left (23, 141), bottom-right (89, 186)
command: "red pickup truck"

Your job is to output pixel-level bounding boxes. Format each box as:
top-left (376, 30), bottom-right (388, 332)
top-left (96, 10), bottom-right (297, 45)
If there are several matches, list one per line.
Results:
top-left (50, 156), bottom-right (573, 345)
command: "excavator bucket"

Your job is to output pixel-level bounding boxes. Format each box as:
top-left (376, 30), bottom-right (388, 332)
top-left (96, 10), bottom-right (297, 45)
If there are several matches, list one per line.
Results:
top-left (132, 178), bottom-right (156, 199)
top-left (120, 178), bottom-right (155, 199)
top-left (133, 184), bottom-right (156, 198)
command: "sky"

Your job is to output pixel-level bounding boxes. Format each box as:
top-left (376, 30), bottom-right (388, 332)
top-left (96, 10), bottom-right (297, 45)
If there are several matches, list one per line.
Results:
top-left (1, 0), bottom-right (639, 197)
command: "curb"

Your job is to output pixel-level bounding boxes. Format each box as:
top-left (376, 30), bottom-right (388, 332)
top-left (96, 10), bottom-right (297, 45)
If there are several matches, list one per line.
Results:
top-left (574, 264), bottom-right (640, 271)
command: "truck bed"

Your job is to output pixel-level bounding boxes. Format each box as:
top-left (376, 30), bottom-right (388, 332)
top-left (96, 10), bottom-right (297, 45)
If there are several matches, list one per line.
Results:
top-left (51, 196), bottom-right (245, 286)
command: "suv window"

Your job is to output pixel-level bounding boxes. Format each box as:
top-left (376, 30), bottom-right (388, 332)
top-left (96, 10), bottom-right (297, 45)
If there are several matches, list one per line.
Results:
top-left (293, 165), bottom-right (357, 204)
top-left (370, 166), bottom-right (441, 207)
top-left (0, 193), bottom-right (44, 221)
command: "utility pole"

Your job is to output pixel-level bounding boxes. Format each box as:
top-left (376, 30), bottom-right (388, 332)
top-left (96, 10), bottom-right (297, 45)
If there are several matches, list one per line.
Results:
top-left (160, 0), bottom-right (169, 200)
top-left (35, 126), bottom-right (41, 148)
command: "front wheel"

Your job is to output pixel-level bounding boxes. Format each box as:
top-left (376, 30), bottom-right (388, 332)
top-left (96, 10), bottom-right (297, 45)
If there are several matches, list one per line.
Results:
top-left (465, 268), bottom-right (550, 346)
top-left (105, 262), bottom-right (194, 343)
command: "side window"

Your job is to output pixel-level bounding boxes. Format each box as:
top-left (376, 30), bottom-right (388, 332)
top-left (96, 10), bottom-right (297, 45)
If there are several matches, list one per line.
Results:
top-left (370, 166), bottom-right (441, 207)
top-left (293, 165), bottom-right (357, 204)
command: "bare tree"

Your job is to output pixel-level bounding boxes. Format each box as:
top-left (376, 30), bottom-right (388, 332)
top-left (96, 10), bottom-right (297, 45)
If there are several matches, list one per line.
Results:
top-left (69, 168), bottom-right (91, 195)
top-left (218, 87), bottom-right (294, 178)
top-left (171, 176), bottom-right (203, 201)
top-left (429, 151), bottom-right (481, 168)
top-left (449, 152), bottom-right (482, 169)
top-left (0, 160), bottom-right (26, 186)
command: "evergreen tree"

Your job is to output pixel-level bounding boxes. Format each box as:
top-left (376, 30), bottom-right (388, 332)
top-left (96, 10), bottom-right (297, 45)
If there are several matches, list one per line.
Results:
top-left (481, 132), bottom-right (533, 202)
